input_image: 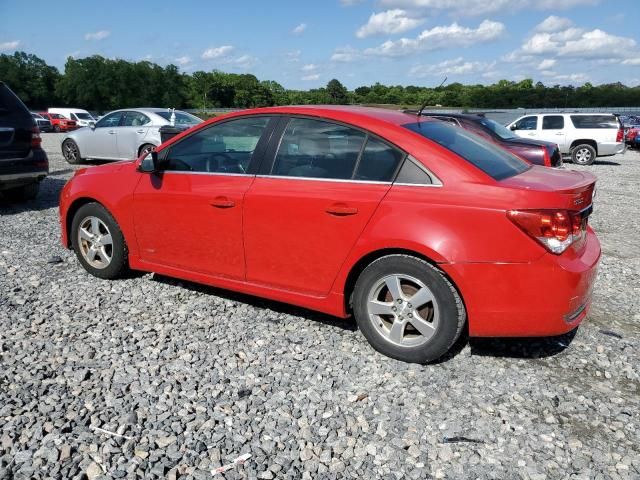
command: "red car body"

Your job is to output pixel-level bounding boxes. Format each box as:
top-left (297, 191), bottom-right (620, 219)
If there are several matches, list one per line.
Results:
top-left (38, 112), bottom-right (77, 132)
top-left (59, 106), bottom-right (600, 338)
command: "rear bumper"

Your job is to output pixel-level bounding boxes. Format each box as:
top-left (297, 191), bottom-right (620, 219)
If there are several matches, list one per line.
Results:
top-left (0, 149), bottom-right (49, 189)
top-left (598, 142), bottom-right (625, 156)
top-left (441, 228), bottom-right (601, 337)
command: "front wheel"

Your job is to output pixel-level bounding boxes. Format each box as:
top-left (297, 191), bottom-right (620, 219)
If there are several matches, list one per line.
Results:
top-left (571, 144), bottom-right (596, 165)
top-left (71, 202), bottom-right (129, 279)
top-left (62, 139), bottom-right (83, 164)
top-left (352, 255), bottom-right (466, 363)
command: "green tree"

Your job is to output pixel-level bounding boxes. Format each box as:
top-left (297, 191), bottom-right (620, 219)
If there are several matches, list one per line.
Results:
top-left (326, 79), bottom-right (348, 104)
top-left (0, 51), bottom-right (61, 109)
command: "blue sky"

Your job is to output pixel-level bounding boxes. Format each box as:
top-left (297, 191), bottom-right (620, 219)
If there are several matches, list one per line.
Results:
top-left (1, 0), bottom-right (638, 89)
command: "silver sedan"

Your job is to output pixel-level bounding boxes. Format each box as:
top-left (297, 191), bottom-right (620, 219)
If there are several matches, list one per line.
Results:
top-left (60, 108), bottom-right (202, 164)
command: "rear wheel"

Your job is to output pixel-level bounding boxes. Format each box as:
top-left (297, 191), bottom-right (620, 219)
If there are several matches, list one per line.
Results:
top-left (571, 144), bottom-right (596, 165)
top-left (71, 203), bottom-right (129, 279)
top-left (138, 143), bottom-right (156, 157)
top-left (62, 139), bottom-right (83, 164)
top-left (352, 255), bottom-right (466, 363)
top-left (2, 182), bottom-right (40, 201)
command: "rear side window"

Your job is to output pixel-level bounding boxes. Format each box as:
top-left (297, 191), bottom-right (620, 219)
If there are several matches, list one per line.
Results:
top-left (570, 115), bottom-right (619, 129)
top-left (122, 111), bottom-right (150, 127)
top-left (354, 137), bottom-right (404, 182)
top-left (514, 116), bottom-right (538, 130)
top-left (403, 121), bottom-right (529, 181)
top-left (272, 118), bottom-right (366, 180)
top-left (542, 116), bottom-right (564, 130)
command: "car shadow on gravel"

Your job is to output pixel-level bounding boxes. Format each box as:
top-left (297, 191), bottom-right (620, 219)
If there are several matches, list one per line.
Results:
top-left (468, 328), bottom-right (578, 359)
top-left (151, 274), bottom-right (359, 332)
top-left (0, 176), bottom-right (67, 213)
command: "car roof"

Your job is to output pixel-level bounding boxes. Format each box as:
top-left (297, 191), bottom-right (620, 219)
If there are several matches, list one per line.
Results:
top-left (416, 112), bottom-right (485, 121)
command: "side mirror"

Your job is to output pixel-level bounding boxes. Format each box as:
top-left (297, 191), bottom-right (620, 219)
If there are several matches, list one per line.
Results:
top-left (139, 151), bottom-right (159, 173)
top-left (90, 123), bottom-right (96, 130)
top-left (509, 124), bottom-right (517, 131)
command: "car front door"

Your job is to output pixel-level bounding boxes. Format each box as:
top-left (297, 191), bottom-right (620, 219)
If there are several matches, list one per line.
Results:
top-left (84, 111), bottom-right (123, 159)
top-left (132, 116), bottom-right (274, 279)
top-left (511, 115), bottom-right (539, 139)
top-left (538, 115), bottom-right (566, 150)
top-left (243, 117), bottom-right (404, 296)
top-left (117, 111), bottom-right (152, 159)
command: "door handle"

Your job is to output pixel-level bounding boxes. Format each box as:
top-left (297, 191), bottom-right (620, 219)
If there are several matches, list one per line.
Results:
top-left (326, 204), bottom-right (358, 216)
top-left (108, 130), bottom-right (116, 134)
top-left (555, 132), bottom-right (564, 136)
top-left (210, 197), bottom-right (235, 208)
top-left (136, 129), bottom-right (145, 134)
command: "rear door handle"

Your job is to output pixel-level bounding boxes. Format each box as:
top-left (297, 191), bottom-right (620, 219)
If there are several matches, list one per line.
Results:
top-left (326, 204), bottom-right (358, 216)
top-left (108, 130), bottom-right (116, 134)
top-left (210, 197), bottom-right (235, 208)
top-left (136, 129), bottom-right (145, 134)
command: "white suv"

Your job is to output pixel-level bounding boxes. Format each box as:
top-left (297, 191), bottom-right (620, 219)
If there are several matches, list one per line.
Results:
top-left (507, 113), bottom-right (624, 165)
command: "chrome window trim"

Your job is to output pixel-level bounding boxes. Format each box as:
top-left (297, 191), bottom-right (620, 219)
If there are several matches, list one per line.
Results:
top-left (161, 170), bottom-right (253, 177)
top-left (256, 174), bottom-right (391, 185)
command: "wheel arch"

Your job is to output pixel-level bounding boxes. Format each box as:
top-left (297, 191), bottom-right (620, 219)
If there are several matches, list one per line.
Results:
top-left (570, 139), bottom-right (598, 154)
top-left (137, 142), bottom-right (157, 157)
top-left (64, 197), bottom-right (100, 248)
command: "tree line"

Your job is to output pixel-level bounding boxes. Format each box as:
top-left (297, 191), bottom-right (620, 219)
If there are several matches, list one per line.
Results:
top-left (2, 51), bottom-right (640, 113)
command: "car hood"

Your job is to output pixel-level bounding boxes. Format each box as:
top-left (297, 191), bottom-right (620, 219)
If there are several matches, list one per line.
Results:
top-left (503, 137), bottom-right (557, 148)
top-left (72, 160), bottom-right (134, 178)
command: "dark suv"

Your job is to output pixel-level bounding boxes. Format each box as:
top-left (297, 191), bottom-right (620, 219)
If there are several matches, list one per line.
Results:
top-left (414, 112), bottom-right (562, 168)
top-left (0, 82), bottom-right (48, 201)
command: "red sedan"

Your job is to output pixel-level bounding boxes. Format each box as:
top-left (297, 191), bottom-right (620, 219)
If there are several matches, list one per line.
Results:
top-left (59, 106), bottom-right (601, 363)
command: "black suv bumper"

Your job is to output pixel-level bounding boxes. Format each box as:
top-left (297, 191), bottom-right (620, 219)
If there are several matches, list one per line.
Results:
top-left (0, 149), bottom-right (49, 190)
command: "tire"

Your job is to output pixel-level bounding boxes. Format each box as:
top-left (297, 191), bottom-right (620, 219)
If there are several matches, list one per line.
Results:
top-left (62, 139), bottom-right (83, 164)
top-left (571, 144), bottom-right (596, 165)
top-left (54, 125), bottom-right (61, 133)
top-left (138, 143), bottom-right (156, 157)
top-left (71, 202), bottom-right (129, 280)
top-left (2, 182), bottom-right (40, 201)
top-left (352, 254), bottom-right (466, 363)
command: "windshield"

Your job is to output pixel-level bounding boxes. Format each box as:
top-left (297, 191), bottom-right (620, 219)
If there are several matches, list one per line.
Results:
top-left (32, 113), bottom-right (44, 120)
top-left (156, 110), bottom-right (203, 126)
top-left (479, 118), bottom-right (517, 140)
top-left (403, 120), bottom-right (529, 180)
top-left (74, 112), bottom-right (95, 121)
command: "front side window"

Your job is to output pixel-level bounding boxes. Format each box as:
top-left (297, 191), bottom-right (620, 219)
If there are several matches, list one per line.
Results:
top-left (272, 118), bottom-right (366, 179)
top-left (542, 115), bottom-right (564, 130)
top-left (514, 116), bottom-right (538, 131)
top-left (164, 116), bottom-right (270, 173)
top-left (354, 137), bottom-right (404, 182)
top-left (403, 121), bottom-right (529, 181)
top-left (95, 112), bottom-right (123, 128)
top-left (122, 111), bottom-right (150, 127)
top-left (570, 115), bottom-right (619, 129)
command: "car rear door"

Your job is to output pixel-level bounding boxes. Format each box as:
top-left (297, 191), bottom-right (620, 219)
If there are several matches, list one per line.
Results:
top-left (243, 116), bottom-right (404, 296)
top-left (117, 111), bottom-right (152, 159)
top-left (538, 115), bottom-right (567, 150)
top-left (84, 111), bottom-right (123, 159)
top-left (132, 115), bottom-right (275, 279)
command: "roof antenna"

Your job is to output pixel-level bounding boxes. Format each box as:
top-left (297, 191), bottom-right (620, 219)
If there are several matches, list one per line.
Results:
top-left (417, 76), bottom-right (447, 117)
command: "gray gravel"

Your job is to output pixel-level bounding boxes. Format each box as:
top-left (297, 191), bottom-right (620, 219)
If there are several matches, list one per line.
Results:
top-left (1, 133), bottom-right (639, 479)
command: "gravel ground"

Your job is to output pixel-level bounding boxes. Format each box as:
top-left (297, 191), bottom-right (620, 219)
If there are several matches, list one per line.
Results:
top-left (1, 133), bottom-right (638, 480)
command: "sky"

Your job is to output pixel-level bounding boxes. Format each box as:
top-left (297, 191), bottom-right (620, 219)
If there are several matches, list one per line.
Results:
top-left (1, 0), bottom-right (638, 89)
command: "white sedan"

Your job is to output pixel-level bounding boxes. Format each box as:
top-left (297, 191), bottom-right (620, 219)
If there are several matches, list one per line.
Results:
top-left (61, 108), bottom-right (202, 163)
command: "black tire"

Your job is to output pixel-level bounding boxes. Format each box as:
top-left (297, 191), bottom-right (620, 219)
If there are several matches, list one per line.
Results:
top-left (62, 139), bottom-right (83, 164)
top-left (138, 143), bottom-right (156, 157)
top-left (571, 144), bottom-right (596, 165)
top-left (352, 255), bottom-right (466, 363)
top-left (71, 202), bottom-right (129, 280)
top-left (54, 125), bottom-right (61, 133)
top-left (2, 182), bottom-right (40, 201)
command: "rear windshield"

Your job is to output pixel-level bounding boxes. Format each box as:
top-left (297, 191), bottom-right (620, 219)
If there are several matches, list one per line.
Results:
top-left (156, 111), bottom-right (202, 126)
top-left (478, 117), bottom-right (518, 140)
top-left (570, 115), bottom-right (619, 129)
top-left (0, 84), bottom-right (31, 122)
top-left (403, 121), bottom-right (529, 180)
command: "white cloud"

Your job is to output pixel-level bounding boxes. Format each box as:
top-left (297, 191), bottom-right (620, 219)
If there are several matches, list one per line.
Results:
top-left (340, 0), bottom-right (365, 5)
top-left (331, 46), bottom-right (362, 62)
top-left (0, 40), bottom-right (20, 51)
top-left (201, 45), bottom-right (234, 59)
top-left (537, 58), bottom-right (556, 70)
top-left (356, 9), bottom-right (424, 38)
top-left (174, 56), bottom-right (191, 66)
top-left (410, 57), bottom-right (495, 77)
top-left (377, 0), bottom-right (598, 16)
top-left (535, 16), bottom-right (573, 33)
top-left (302, 73), bottom-right (320, 81)
top-left (226, 54), bottom-right (256, 69)
top-left (302, 64), bottom-right (318, 71)
top-left (292, 23), bottom-right (307, 35)
top-left (84, 30), bottom-right (110, 41)
top-left (364, 19), bottom-right (505, 57)
top-left (623, 58), bottom-right (640, 66)
top-left (286, 50), bottom-right (301, 62)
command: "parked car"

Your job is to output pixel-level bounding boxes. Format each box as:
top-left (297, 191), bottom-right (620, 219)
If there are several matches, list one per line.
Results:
top-left (0, 82), bottom-right (48, 201)
top-left (61, 108), bottom-right (202, 163)
top-left (626, 127), bottom-right (640, 148)
top-left (31, 112), bottom-right (52, 133)
top-left (59, 106), bottom-right (600, 363)
top-left (48, 108), bottom-right (96, 128)
top-left (415, 112), bottom-right (562, 167)
top-left (507, 113), bottom-right (624, 165)
top-left (38, 112), bottom-right (77, 132)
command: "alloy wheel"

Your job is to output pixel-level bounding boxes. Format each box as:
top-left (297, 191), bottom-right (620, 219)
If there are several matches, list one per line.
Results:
top-left (64, 141), bottom-right (78, 162)
top-left (77, 216), bottom-right (113, 269)
top-left (575, 148), bottom-right (592, 164)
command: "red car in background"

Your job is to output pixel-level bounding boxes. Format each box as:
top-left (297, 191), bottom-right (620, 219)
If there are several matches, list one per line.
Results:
top-left (59, 106), bottom-right (600, 363)
top-left (38, 112), bottom-right (77, 132)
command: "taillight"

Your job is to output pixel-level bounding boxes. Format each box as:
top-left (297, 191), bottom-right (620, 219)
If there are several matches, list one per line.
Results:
top-left (31, 127), bottom-right (42, 149)
top-left (616, 128), bottom-right (623, 142)
top-left (542, 146), bottom-right (550, 167)
top-left (507, 209), bottom-right (588, 254)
